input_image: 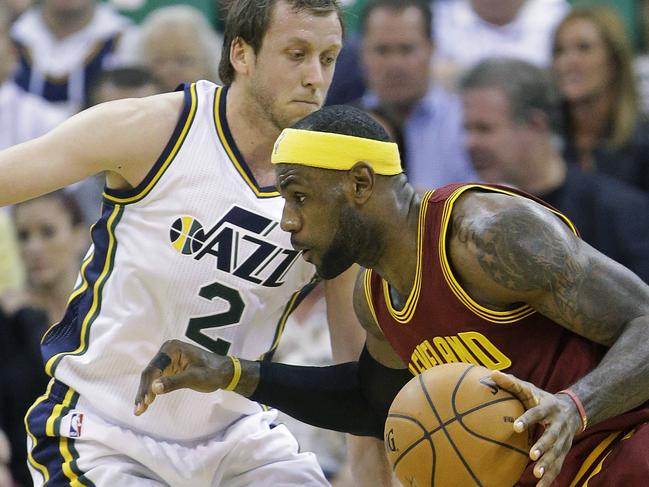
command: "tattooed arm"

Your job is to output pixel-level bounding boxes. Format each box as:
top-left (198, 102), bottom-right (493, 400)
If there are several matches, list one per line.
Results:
top-left (448, 191), bottom-right (649, 487)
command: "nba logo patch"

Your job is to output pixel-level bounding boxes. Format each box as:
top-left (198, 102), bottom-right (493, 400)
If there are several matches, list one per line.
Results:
top-left (69, 413), bottom-right (84, 438)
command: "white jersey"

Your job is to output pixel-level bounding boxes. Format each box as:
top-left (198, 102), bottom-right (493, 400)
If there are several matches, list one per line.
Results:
top-left (11, 4), bottom-right (131, 111)
top-left (40, 81), bottom-right (316, 440)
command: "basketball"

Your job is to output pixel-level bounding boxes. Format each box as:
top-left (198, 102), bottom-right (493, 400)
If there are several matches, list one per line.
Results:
top-left (384, 363), bottom-right (530, 487)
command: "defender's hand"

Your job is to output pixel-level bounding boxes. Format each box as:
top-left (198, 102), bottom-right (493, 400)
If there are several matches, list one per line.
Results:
top-left (134, 339), bottom-right (242, 416)
top-left (491, 371), bottom-right (583, 487)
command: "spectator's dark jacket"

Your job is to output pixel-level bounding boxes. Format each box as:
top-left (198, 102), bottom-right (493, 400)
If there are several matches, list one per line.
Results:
top-left (0, 306), bottom-right (49, 486)
top-left (563, 116), bottom-right (649, 193)
top-left (539, 164), bottom-right (649, 284)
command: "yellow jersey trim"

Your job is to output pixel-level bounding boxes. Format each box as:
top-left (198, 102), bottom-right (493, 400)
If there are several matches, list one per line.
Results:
top-left (40, 250), bottom-right (95, 346)
top-left (379, 191), bottom-right (435, 324)
top-left (439, 184), bottom-right (577, 324)
top-left (24, 380), bottom-right (55, 482)
top-left (267, 290), bottom-right (302, 355)
top-left (44, 205), bottom-right (122, 375)
top-left (569, 428), bottom-right (634, 486)
top-left (363, 268), bottom-right (380, 329)
top-left (103, 83), bottom-right (198, 204)
top-left (212, 86), bottom-right (279, 198)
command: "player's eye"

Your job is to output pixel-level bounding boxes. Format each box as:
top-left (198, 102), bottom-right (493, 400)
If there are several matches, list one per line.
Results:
top-left (41, 225), bottom-right (57, 239)
top-left (321, 52), bottom-right (338, 66)
top-left (288, 50), bottom-right (305, 60)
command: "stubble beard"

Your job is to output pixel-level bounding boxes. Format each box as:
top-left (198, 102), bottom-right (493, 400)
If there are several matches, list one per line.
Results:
top-left (316, 209), bottom-right (365, 280)
top-left (249, 77), bottom-right (298, 131)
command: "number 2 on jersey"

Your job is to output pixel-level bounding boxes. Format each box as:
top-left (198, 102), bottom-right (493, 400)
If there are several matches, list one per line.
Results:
top-left (185, 281), bottom-right (244, 355)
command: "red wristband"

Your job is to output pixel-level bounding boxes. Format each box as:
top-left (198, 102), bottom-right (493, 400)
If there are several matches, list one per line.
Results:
top-left (558, 388), bottom-right (588, 433)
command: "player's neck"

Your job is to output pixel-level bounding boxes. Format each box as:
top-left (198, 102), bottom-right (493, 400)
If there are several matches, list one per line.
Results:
top-left (369, 183), bottom-right (421, 302)
top-left (226, 84), bottom-right (280, 186)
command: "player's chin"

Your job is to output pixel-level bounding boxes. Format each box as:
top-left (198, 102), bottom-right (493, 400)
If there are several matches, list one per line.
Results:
top-left (314, 262), bottom-right (349, 281)
top-left (288, 103), bottom-right (320, 122)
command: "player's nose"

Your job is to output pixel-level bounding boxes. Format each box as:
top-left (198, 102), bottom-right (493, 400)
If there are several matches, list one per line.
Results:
top-left (280, 206), bottom-right (301, 234)
top-left (302, 57), bottom-right (325, 89)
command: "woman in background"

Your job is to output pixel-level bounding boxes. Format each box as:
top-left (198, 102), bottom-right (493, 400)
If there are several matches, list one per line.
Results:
top-left (552, 6), bottom-right (649, 191)
top-left (0, 190), bottom-right (85, 486)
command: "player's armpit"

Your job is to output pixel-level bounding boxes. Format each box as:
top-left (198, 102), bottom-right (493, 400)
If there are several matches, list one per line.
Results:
top-left (249, 346), bottom-right (411, 438)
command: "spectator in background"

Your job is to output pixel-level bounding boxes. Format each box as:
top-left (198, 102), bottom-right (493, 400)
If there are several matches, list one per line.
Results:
top-left (108, 0), bottom-right (218, 29)
top-left (67, 66), bottom-right (163, 226)
top-left (88, 65), bottom-right (162, 105)
top-left (0, 191), bottom-right (86, 487)
top-left (325, 33), bottom-right (366, 105)
top-left (0, 4), bottom-right (69, 150)
top-left (135, 5), bottom-right (223, 91)
top-left (552, 6), bottom-right (649, 192)
top-left (461, 57), bottom-right (649, 282)
top-left (10, 0), bottom-right (132, 112)
top-left (433, 0), bottom-right (569, 89)
top-left (359, 0), bottom-right (476, 192)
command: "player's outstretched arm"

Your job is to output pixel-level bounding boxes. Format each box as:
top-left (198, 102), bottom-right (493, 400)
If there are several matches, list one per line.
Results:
top-left (134, 276), bottom-right (410, 438)
top-left (0, 92), bottom-right (182, 206)
top-left (449, 192), bottom-right (649, 487)
top-left (134, 337), bottom-right (409, 437)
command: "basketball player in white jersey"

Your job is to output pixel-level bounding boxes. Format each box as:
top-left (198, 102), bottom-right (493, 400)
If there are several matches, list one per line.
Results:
top-left (0, 0), bottom-right (390, 485)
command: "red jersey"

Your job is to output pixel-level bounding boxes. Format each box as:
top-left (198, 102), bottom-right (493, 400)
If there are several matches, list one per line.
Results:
top-left (364, 183), bottom-right (649, 486)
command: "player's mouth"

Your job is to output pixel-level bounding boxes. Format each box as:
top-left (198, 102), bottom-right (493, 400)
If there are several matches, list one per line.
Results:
top-left (293, 100), bottom-right (320, 107)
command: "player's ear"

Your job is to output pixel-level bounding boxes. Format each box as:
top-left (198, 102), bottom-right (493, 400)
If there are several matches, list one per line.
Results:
top-left (230, 36), bottom-right (254, 76)
top-left (348, 161), bottom-right (375, 204)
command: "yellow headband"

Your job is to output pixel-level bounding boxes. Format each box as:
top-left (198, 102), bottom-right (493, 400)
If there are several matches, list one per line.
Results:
top-left (271, 128), bottom-right (402, 175)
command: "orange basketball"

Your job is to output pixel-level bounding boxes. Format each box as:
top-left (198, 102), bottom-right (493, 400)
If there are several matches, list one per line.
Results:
top-left (384, 363), bottom-right (530, 487)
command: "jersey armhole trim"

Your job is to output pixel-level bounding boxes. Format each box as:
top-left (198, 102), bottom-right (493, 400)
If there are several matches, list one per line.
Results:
top-left (379, 191), bottom-right (435, 324)
top-left (363, 268), bottom-right (383, 335)
top-left (103, 82), bottom-right (198, 204)
top-left (212, 86), bottom-right (280, 199)
top-left (439, 184), bottom-right (537, 324)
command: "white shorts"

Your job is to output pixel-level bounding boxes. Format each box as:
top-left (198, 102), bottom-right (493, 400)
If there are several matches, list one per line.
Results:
top-left (25, 380), bottom-right (329, 487)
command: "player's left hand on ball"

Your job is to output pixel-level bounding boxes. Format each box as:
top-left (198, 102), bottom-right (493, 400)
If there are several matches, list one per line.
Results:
top-left (134, 339), bottom-right (234, 416)
top-left (491, 371), bottom-right (582, 487)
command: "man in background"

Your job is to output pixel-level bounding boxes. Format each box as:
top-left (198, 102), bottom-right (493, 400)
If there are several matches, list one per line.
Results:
top-left (134, 5), bottom-right (223, 91)
top-left (461, 57), bottom-right (649, 282)
top-left (359, 0), bottom-right (476, 191)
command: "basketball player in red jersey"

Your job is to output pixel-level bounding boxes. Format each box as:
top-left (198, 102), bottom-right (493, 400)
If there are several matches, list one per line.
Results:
top-left (136, 105), bottom-right (649, 487)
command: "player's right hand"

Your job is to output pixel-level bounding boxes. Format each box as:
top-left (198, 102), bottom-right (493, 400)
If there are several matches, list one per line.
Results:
top-left (134, 339), bottom-right (239, 416)
top-left (491, 371), bottom-right (582, 487)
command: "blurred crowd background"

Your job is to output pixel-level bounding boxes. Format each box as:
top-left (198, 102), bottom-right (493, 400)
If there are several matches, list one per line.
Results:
top-left (2, 0), bottom-right (649, 485)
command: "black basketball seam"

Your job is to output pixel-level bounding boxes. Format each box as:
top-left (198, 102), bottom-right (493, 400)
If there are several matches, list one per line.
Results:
top-left (423, 367), bottom-right (484, 487)
top-left (389, 366), bottom-right (527, 486)
top-left (453, 396), bottom-right (529, 456)
top-left (388, 412), bottom-right (436, 478)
